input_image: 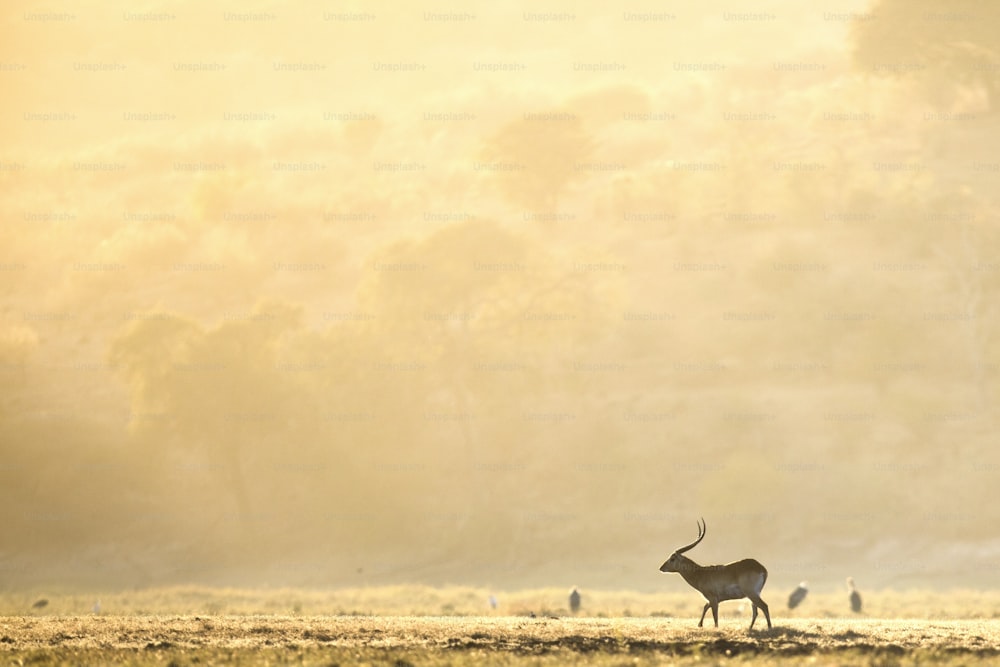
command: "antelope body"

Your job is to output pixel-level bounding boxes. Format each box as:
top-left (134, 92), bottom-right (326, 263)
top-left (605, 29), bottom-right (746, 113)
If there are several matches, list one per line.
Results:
top-left (659, 518), bottom-right (772, 630)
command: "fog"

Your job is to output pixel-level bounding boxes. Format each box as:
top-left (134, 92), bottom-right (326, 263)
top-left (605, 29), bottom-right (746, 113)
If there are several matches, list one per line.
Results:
top-left (2, 0), bottom-right (999, 594)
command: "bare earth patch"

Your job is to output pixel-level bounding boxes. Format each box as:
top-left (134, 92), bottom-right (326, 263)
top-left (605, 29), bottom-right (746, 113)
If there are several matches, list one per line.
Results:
top-left (2, 616), bottom-right (1000, 665)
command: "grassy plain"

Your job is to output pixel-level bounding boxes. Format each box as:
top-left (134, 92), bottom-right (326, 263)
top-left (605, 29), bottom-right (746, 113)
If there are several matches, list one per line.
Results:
top-left (2, 587), bottom-right (1000, 665)
top-left (6, 584), bottom-right (1000, 618)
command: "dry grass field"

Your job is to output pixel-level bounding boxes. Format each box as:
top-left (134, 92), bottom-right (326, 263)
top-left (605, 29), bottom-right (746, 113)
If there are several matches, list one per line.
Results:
top-left (7, 584), bottom-right (1000, 619)
top-left (3, 615), bottom-right (1000, 666)
top-left (3, 587), bottom-right (1000, 665)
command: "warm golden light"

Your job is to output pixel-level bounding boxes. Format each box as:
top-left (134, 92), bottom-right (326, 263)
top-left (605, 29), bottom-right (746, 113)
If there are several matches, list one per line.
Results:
top-left (1, 0), bottom-right (998, 598)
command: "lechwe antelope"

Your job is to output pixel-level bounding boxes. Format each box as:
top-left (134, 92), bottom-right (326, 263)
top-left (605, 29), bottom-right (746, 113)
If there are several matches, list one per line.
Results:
top-left (659, 518), bottom-right (772, 630)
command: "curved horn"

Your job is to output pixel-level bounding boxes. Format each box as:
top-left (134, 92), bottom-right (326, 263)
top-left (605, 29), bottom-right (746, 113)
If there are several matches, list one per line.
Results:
top-left (675, 517), bottom-right (706, 554)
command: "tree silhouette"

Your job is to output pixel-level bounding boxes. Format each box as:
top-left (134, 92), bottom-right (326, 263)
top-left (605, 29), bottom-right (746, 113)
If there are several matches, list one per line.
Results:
top-left (852, 0), bottom-right (1000, 110)
top-left (480, 112), bottom-right (595, 211)
top-left (110, 301), bottom-right (303, 518)
top-left (358, 218), bottom-right (615, 455)
top-left (357, 219), bottom-right (622, 563)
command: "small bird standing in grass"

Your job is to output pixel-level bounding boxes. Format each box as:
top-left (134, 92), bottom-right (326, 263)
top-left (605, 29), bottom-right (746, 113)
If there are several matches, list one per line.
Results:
top-left (787, 582), bottom-right (808, 609)
top-left (847, 577), bottom-right (862, 613)
top-left (568, 587), bottom-right (581, 614)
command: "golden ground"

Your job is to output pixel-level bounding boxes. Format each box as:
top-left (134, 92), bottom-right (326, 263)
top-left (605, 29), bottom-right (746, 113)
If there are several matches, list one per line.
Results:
top-left (4, 587), bottom-right (1000, 664)
top-left (6, 584), bottom-right (1000, 618)
top-left (2, 615), bottom-right (1000, 665)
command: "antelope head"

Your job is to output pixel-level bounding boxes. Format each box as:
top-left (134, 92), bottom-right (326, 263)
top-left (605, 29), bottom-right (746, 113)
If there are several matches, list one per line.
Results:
top-left (659, 517), bottom-right (706, 574)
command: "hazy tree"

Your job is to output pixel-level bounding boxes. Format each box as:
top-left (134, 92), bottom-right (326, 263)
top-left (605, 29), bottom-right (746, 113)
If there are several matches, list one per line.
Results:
top-left (932, 215), bottom-right (1000, 426)
top-left (852, 0), bottom-right (1000, 110)
top-left (359, 219), bottom-right (619, 452)
top-left (102, 220), bottom-right (627, 573)
top-left (0, 325), bottom-right (37, 416)
top-left (480, 112), bottom-right (595, 212)
top-left (356, 219), bottom-right (623, 562)
top-left (110, 301), bottom-right (303, 518)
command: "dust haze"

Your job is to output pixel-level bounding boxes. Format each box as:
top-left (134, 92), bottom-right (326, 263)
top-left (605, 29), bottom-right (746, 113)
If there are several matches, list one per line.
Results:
top-left (2, 0), bottom-right (999, 595)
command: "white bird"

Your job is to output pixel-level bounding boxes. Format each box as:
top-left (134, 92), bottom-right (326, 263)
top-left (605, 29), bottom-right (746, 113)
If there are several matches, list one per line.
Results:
top-left (92, 600), bottom-right (101, 615)
top-left (488, 595), bottom-right (498, 610)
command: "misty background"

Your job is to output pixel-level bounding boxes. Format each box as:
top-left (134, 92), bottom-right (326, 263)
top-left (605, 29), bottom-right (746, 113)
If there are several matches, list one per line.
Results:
top-left (2, 0), bottom-right (999, 595)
